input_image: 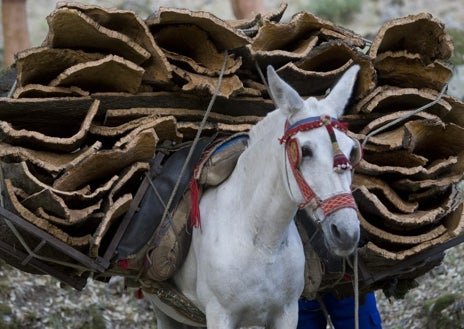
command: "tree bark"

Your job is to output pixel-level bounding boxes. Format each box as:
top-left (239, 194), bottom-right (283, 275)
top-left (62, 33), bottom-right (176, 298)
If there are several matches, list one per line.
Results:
top-left (2, 0), bottom-right (30, 67)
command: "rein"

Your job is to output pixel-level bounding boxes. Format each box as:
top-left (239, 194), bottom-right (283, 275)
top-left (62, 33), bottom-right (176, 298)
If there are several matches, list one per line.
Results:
top-left (279, 115), bottom-right (358, 215)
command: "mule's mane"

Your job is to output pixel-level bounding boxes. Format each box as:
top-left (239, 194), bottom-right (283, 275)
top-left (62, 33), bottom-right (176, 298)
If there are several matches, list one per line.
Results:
top-left (248, 109), bottom-right (285, 145)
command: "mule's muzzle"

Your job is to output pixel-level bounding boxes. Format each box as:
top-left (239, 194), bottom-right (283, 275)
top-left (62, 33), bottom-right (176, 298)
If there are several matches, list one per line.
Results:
top-left (323, 208), bottom-right (360, 257)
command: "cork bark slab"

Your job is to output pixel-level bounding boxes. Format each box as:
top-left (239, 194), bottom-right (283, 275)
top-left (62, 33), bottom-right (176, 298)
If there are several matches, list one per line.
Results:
top-left (113, 117), bottom-right (180, 148)
top-left (228, 2), bottom-right (287, 31)
top-left (355, 158), bottom-right (426, 176)
top-left (46, 8), bottom-right (150, 65)
top-left (106, 161), bottom-right (150, 205)
top-left (146, 7), bottom-right (250, 51)
top-left (3, 179), bottom-right (92, 249)
top-left (360, 204), bottom-right (463, 266)
top-left (276, 40), bottom-right (375, 99)
top-left (363, 129), bottom-right (405, 151)
top-left (393, 172), bottom-right (463, 193)
top-left (13, 84), bottom-right (89, 98)
top-left (374, 51), bottom-right (452, 90)
top-left (49, 55), bottom-right (144, 94)
top-left (172, 66), bottom-right (244, 99)
top-left (251, 11), bottom-right (364, 53)
top-left (1, 161), bottom-right (118, 206)
top-left (352, 174), bottom-right (418, 213)
top-left (354, 185), bottom-right (446, 230)
top-left (362, 150), bottom-right (427, 169)
top-left (176, 121), bottom-right (252, 140)
top-left (90, 115), bottom-right (180, 148)
top-left (354, 86), bottom-right (451, 116)
top-left (56, 1), bottom-right (172, 84)
top-left (53, 129), bottom-right (157, 191)
top-left (402, 121), bottom-right (464, 159)
top-left (0, 141), bottom-right (101, 174)
top-left (368, 12), bottom-right (453, 63)
top-left (15, 47), bottom-right (104, 87)
top-left (443, 96), bottom-right (464, 127)
top-left (155, 24), bottom-right (242, 76)
top-left (0, 99), bottom-right (98, 152)
top-left (359, 211), bottom-right (447, 247)
top-left (359, 110), bottom-right (442, 136)
top-left (20, 188), bottom-right (102, 225)
top-left (90, 193), bottom-right (132, 257)
top-left (250, 35), bottom-right (319, 68)
top-left (103, 107), bottom-right (262, 127)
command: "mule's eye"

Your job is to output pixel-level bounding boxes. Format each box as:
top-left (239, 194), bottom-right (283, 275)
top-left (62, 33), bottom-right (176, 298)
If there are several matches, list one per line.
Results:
top-left (301, 145), bottom-right (313, 158)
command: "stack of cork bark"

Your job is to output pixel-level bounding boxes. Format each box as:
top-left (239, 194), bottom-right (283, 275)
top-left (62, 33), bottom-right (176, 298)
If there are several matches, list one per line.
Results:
top-left (0, 2), bottom-right (463, 293)
top-left (347, 13), bottom-right (464, 295)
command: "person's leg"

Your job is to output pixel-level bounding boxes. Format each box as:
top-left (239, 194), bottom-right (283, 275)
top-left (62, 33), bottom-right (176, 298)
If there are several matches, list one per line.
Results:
top-left (297, 298), bottom-right (327, 329)
top-left (229, 0), bottom-right (267, 19)
top-left (323, 292), bottom-right (382, 329)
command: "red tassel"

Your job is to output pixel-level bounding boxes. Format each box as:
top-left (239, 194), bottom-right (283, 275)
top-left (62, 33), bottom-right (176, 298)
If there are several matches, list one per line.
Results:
top-left (343, 273), bottom-right (353, 281)
top-left (134, 288), bottom-right (144, 299)
top-left (190, 177), bottom-right (201, 229)
top-left (333, 152), bottom-right (352, 173)
top-left (118, 259), bottom-right (129, 270)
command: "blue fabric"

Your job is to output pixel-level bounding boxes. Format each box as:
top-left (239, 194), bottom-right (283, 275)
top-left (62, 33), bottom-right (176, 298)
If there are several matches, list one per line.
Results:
top-left (297, 292), bottom-right (382, 329)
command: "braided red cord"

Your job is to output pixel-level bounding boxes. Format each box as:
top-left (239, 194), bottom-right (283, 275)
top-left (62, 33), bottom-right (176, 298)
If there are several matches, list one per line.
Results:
top-left (320, 193), bottom-right (357, 216)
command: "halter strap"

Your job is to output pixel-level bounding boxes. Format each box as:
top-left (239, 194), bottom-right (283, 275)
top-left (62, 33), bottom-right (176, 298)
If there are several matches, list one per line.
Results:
top-left (280, 115), bottom-right (358, 216)
top-left (280, 115), bottom-right (348, 144)
top-left (288, 155), bottom-right (357, 214)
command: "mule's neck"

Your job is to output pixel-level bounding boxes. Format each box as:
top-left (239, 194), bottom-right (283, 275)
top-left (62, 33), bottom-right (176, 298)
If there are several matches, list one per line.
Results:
top-left (231, 111), bottom-right (299, 250)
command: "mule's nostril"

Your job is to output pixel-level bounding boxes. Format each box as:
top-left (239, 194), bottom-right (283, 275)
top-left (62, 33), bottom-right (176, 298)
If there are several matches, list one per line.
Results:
top-left (331, 223), bottom-right (342, 240)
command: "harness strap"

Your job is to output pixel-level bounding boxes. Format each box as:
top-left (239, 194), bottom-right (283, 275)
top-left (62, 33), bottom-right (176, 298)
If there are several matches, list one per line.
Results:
top-left (319, 193), bottom-right (357, 216)
top-left (281, 115), bottom-right (358, 216)
top-left (288, 159), bottom-right (317, 209)
top-left (280, 115), bottom-right (348, 144)
top-left (321, 116), bottom-right (352, 173)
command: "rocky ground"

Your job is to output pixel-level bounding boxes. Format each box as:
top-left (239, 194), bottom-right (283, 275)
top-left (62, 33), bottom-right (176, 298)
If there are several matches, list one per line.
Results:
top-left (1, 1), bottom-right (464, 328)
top-left (1, 244), bottom-right (464, 328)
top-left (0, 264), bottom-right (157, 329)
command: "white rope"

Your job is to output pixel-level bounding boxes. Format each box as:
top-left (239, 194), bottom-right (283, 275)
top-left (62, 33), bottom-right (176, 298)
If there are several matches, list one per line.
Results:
top-left (156, 49), bottom-right (229, 229)
top-left (7, 79), bottom-right (17, 98)
top-left (362, 80), bottom-right (449, 148)
top-left (134, 50), bottom-right (229, 282)
top-left (1, 217), bottom-right (90, 271)
top-left (316, 295), bottom-right (335, 329)
top-left (144, 50), bottom-right (229, 234)
top-left (354, 250), bottom-right (360, 329)
top-left (343, 250), bottom-right (360, 329)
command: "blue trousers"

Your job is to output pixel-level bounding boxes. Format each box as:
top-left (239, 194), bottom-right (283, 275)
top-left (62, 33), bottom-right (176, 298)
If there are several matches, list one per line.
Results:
top-left (297, 292), bottom-right (382, 329)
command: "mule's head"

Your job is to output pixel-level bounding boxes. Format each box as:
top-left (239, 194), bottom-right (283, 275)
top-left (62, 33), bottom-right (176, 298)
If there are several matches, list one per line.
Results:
top-left (267, 65), bottom-right (361, 257)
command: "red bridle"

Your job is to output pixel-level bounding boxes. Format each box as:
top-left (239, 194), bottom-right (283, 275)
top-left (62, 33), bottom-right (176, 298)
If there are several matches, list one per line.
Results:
top-left (280, 115), bottom-right (359, 216)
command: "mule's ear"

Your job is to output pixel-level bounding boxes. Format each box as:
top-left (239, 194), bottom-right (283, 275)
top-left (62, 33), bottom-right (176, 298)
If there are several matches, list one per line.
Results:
top-left (267, 65), bottom-right (305, 116)
top-left (325, 65), bottom-right (360, 117)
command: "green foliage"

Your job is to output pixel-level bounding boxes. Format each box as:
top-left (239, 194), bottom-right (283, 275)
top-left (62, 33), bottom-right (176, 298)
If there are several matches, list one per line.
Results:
top-left (309, 0), bottom-right (363, 24)
top-left (0, 304), bottom-right (20, 329)
top-left (423, 293), bottom-right (459, 316)
top-left (80, 305), bottom-right (106, 329)
top-left (422, 294), bottom-right (464, 329)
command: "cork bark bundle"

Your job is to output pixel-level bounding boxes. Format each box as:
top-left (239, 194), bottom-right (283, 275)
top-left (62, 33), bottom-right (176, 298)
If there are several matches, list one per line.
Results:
top-left (1, 2), bottom-right (463, 293)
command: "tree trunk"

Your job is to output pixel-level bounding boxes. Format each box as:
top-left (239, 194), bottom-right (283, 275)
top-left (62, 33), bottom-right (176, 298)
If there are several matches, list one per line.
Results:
top-left (2, 0), bottom-right (30, 67)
